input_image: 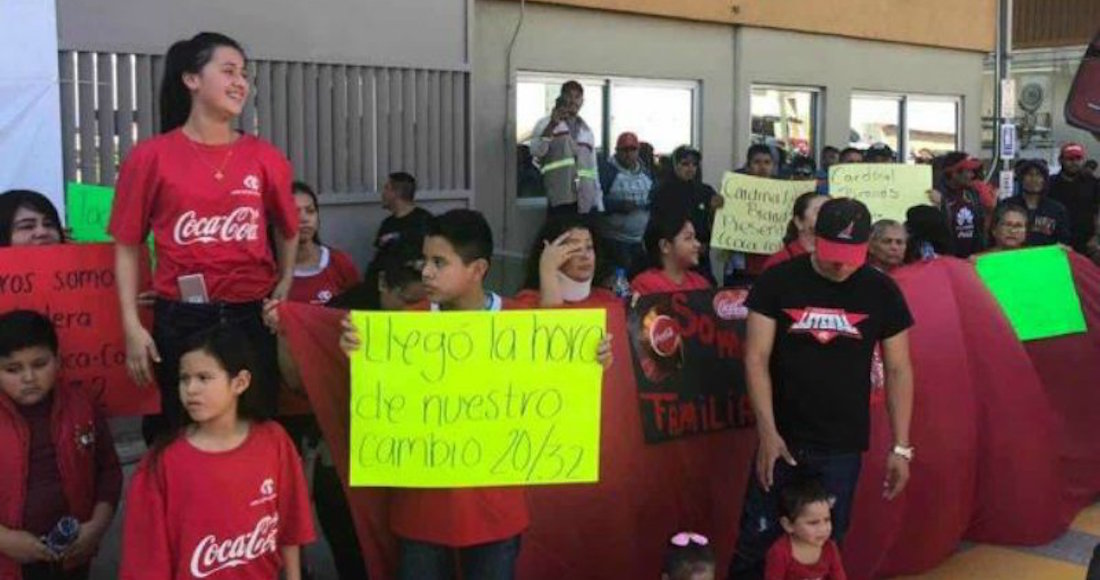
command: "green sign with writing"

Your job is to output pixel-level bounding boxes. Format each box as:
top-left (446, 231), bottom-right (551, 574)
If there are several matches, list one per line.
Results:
top-left (65, 182), bottom-right (115, 242)
top-left (976, 246), bottom-right (1087, 341)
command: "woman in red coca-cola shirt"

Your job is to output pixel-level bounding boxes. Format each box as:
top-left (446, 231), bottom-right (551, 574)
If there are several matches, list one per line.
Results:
top-left (109, 32), bottom-right (299, 443)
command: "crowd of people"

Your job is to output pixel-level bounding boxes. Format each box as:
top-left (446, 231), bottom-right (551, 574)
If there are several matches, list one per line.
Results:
top-left (0, 32), bottom-right (1099, 580)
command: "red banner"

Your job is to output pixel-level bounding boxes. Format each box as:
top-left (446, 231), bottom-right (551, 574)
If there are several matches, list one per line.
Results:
top-left (280, 256), bottom-right (1097, 579)
top-left (0, 244), bottom-right (158, 416)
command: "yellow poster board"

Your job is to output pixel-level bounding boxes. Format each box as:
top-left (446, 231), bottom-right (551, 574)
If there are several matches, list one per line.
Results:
top-left (828, 163), bottom-right (932, 222)
top-left (711, 172), bottom-right (817, 254)
top-left (348, 309), bottom-right (606, 488)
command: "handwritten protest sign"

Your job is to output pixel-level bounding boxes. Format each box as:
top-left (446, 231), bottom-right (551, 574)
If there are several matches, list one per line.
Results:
top-left (65, 182), bottom-right (115, 242)
top-left (829, 163), bottom-right (932, 222)
top-left (976, 246), bottom-right (1087, 341)
top-left (0, 244), bottom-right (158, 415)
top-left (348, 309), bottom-right (605, 488)
top-left (627, 288), bottom-right (754, 443)
top-left (711, 172), bottom-right (817, 254)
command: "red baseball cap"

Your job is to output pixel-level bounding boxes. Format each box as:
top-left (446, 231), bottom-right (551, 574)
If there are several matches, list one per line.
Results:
top-left (945, 154), bottom-right (982, 174)
top-left (1061, 143), bottom-right (1086, 160)
top-left (616, 132), bottom-right (640, 150)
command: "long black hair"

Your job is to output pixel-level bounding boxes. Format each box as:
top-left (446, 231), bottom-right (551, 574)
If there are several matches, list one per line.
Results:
top-left (0, 189), bottom-right (64, 246)
top-left (642, 209), bottom-right (693, 270)
top-left (160, 32), bottom-right (247, 133)
top-left (781, 191), bottom-right (827, 245)
top-left (292, 181), bottom-right (322, 244)
top-left (522, 214), bottom-right (606, 290)
top-left (146, 324), bottom-right (265, 470)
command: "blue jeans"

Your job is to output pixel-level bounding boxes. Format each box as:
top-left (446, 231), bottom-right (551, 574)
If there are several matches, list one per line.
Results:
top-left (727, 448), bottom-right (862, 580)
top-left (399, 536), bottom-right (521, 580)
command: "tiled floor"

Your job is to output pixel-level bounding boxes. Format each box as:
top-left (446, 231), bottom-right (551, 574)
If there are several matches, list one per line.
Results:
top-left (899, 504), bottom-right (1100, 579)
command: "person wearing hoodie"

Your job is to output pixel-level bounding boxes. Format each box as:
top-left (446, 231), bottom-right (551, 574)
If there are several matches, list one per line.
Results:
top-left (1001, 159), bottom-right (1072, 247)
top-left (599, 132), bottom-right (654, 273)
top-left (651, 145), bottom-right (722, 283)
top-left (1049, 143), bottom-right (1100, 253)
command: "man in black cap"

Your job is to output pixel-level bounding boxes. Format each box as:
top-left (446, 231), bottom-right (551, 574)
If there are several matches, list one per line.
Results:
top-left (728, 198), bottom-right (915, 579)
top-left (1002, 159), bottom-right (1072, 247)
top-left (651, 145), bottom-right (722, 281)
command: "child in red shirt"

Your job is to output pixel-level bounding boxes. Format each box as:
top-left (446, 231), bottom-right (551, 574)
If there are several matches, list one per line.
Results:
top-left (121, 325), bottom-right (314, 580)
top-left (339, 209), bottom-right (612, 579)
top-left (109, 33), bottom-right (299, 443)
top-left (631, 211), bottom-right (712, 296)
top-left (765, 478), bottom-right (847, 580)
top-left (661, 532), bottom-right (716, 580)
top-left (0, 311), bottom-right (122, 580)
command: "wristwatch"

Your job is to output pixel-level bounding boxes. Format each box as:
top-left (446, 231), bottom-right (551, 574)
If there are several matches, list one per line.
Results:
top-left (891, 445), bottom-right (915, 461)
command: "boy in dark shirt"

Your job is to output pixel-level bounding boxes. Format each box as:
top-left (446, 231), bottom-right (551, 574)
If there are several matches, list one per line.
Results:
top-left (1002, 159), bottom-right (1072, 247)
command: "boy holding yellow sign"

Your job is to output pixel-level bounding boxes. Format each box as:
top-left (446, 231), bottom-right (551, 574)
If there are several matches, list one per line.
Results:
top-left (340, 209), bottom-right (613, 580)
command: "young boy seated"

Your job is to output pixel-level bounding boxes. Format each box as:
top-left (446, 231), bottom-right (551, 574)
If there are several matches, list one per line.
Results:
top-left (0, 310), bottom-right (122, 580)
top-left (765, 477), bottom-right (847, 580)
top-left (662, 532), bottom-right (716, 580)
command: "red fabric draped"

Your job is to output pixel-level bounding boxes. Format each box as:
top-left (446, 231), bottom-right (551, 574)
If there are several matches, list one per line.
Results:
top-left (280, 255), bottom-right (1097, 579)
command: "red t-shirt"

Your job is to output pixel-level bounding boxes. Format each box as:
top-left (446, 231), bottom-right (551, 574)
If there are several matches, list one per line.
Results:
top-left (109, 129), bottom-right (299, 303)
top-left (629, 268), bottom-right (711, 296)
top-left (121, 421), bottom-right (315, 579)
top-left (288, 246), bottom-right (360, 305)
top-left (388, 295), bottom-right (531, 546)
top-left (511, 287), bottom-right (620, 308)
top-left (765, 536), bottom-right (847, 580)
top-left (763, 241), bottom-right (809, 272)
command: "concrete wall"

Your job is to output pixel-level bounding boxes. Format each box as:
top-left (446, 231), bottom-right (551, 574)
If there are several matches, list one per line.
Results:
top-left (57, 0), bottom-right (470, 69)
top-left (732, 27), bottom-right (985, 164)
top-left (475, 0), bottom-right (735, 269)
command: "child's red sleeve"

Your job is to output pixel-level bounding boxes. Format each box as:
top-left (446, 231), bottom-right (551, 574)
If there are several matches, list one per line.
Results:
top-left (826, 540), bottom-right (848, 580)
top-left (120, 460), bottom-right (173, 579)
top-left (764, 536), bottom-right (790, 580)
top-left (275, 426), bottom-right (316, 547)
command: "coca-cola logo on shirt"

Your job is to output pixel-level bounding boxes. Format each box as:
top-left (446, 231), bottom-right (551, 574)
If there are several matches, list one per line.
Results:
top-left (712, 289), bottom-right (749, 321)
top-left (647, 315), bottom-right (682, 357)
top-left (173, 207), bottom-right (261, 246)
top-left (189, 514), bottom-right (280, 578)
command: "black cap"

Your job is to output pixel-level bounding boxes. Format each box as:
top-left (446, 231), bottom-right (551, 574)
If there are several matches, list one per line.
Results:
top-left (814, 198), bottom-right (872, 266)
top-left (866, 142), bottom-right (895, 161)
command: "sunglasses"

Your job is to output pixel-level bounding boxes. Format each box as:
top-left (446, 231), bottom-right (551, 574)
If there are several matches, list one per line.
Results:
top-left (669, 532), bottom-right (709, 547)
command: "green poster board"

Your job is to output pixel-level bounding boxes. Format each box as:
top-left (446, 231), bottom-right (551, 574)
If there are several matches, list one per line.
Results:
top-left (65, 182), bottom-right (115, 242)
top-left (975, 246), bottom-right (1087, 341)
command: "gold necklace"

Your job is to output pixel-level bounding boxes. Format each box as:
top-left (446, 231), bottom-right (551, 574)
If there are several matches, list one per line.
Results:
top-left (184, 129), bottom-right (236, 181)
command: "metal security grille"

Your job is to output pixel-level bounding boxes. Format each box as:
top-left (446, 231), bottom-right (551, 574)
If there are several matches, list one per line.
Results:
top-left (59, 51), bottom-right (471, 194)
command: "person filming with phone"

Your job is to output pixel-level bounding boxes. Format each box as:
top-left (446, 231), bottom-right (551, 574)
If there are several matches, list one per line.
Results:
top-left (528, 80), bottom-right (603, 216)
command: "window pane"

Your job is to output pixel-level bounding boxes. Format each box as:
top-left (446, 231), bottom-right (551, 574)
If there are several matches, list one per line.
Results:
top-left (906, 98), bottom-right (958, 162)
top-left (850, 95), bottom-right (901, 152)
top-left (751, 88), bottom-right (816, 159)
top-left (610, 84), bottom-right (694, 155)
top-left (515, 78), bottom-right (603, 148)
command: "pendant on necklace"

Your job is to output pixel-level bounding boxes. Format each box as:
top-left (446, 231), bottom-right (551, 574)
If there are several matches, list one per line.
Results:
top-left (214, 171), bottom-right (224, 181)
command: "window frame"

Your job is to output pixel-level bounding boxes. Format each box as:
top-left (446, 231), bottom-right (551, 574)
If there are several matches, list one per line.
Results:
top-left (850, 91), bottom-right (963, 162)
top-left (750, 83), bottom-right (824, 162)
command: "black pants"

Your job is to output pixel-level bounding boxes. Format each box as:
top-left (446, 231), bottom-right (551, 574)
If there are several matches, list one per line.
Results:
top-left (314, 456), bottom-right (370, 579)
top-left (142, 299), bottom-right (279, 444)
top-left (21, 563), bottom-right (88, 580)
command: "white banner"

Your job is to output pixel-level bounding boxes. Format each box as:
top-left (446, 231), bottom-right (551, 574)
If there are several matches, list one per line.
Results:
top-left (0, 0), bottom-right (64, 221)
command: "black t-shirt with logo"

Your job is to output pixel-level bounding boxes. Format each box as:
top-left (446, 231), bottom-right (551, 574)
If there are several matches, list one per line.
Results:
top-left (374, 206), bottom-right (434, 250)
top-left (745, 255), bottom-right (913, 452)
top-left (941, 189), bottom-right (986, 258)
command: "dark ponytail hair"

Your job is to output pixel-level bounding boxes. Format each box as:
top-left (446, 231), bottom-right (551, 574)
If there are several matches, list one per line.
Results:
top-left (781, 191), bottom-right (827, 245)
top-left (292, 181), bottom-right (322, 244)
top-left (0, 189), bottom-right (64, 247)
top-left (160, 32), bottom-right (246, 133)
top-left (146, 323), bottom-right (265, 471)
top-left (643, 209), bottom-right (693, 270)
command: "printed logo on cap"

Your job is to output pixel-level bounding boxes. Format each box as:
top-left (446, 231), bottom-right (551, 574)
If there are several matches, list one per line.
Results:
top-left (837, 222), bottom-right (855, 240)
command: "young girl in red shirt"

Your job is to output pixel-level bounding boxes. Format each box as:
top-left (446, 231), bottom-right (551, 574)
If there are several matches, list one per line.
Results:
top-left (765, 477), bottom-right (847, 580)
top-left (287, 181), bottom-right (360, 306)
top-left (109, 32), bottom-right (299, 443)
top-left (631, 211), bottom-right (712, 296)
top-left (121, 324), bottom-right (314, 580)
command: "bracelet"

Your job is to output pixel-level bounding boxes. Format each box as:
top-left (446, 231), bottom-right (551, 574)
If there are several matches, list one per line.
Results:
top-left (891, 445), bottom-right (915, 461)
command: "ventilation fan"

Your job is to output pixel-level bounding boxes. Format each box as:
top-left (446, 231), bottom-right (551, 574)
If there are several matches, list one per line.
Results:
top-left (1018, 82), bottom-right (1045, 113)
